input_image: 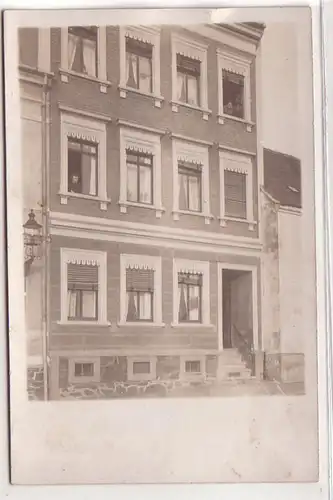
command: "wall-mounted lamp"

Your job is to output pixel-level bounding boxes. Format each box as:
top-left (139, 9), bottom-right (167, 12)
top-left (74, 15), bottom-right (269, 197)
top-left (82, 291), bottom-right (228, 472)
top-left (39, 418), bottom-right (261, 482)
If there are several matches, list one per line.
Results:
top-left (23, 209), bottom-right (42, 273)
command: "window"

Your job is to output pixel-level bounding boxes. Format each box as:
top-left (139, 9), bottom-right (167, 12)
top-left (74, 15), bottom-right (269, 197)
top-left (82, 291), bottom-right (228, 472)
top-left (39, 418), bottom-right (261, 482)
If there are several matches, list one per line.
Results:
top-left (178, 162), bottom-right (202, 212)
top-left (126, 38), bottom-right (152, 93)
top-left (185, 360), bottom-right (201, 373)
top-left (219, 150), bottom-right (255, 229)
top-left (126, 267), bottom-right (154, 322)
top-left (176, 55), bottom-right (200, 107)
top-left (68, 26), bottom-right (97, 77)
top-left (171, 34), bottom-right (209, 118)
top-left (127, 357), bottom-right (157, 381)
top-left (178, 272), bottom-right (202, 323)
top-left (68, 357), bottom-right (100, 383)
top-left (224, 170), bottom-right (247, 219)
top-left (222, 70), bottom-right (244, 119)
top-left (119, 26), bottom-right (162, 106)
top-left (74, 362), bottom-right (94, 377)
top-left (173, 259), bottom-right (210, 326)
top-left (60, 248), bottom-right (108, 325)
top-left (60, 108), bottom-right (110, 210)
top-left (217, 49), bottom-right (252, 128)
top-left (67, 263), bottom-right (98, 321)
top-left (172, 139), bottom-right (212, 223)
top-left (126, 150), bottom-right (153, 204)
top-left (68, 139), bottom-right (98, 196)
top-left (119, 127), bottom-right (163, 217)
top-left (120, 254), bottom-right (163, 326)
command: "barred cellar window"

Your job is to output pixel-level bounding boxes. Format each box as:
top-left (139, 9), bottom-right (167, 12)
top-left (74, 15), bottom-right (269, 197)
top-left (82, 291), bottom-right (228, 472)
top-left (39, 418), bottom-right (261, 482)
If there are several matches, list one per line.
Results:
top-left (126, 267), bottom-right (154, 322)
top-left (178, 161), bottom-right (202, 212)
top-left (176, 54), bottom-right (201, 107)
top-left (126, 37), bottom-right (153, 93)
top-left (178, 272), bottom-right (203, 323)
top-left (67, 263), bottom-right (99, 321)
top-left (126, 150), bottom-right (153, 204)
top-left (224, 170), bottom-right (247, 219)
top-left (222, 70), bottom-right (245, 119)
top-left (185, 360), bottom-right (201, 373)
top-left (74, 362), bottom-right (94, 377)
top-left (68, 26), bottom-right (98, 77)
top-left (67, 138), bottom-right (98, 196)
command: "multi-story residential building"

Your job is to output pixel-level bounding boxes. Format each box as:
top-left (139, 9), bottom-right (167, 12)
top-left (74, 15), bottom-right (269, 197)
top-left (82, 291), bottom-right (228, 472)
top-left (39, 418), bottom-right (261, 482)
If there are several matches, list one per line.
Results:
top-left (19, 22), bottom-right (304, 400)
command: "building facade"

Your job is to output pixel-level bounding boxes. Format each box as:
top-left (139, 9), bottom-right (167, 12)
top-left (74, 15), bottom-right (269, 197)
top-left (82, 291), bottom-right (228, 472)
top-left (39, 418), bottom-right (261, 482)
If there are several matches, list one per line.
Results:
top-left (19, 22), bottom-right (304, 400)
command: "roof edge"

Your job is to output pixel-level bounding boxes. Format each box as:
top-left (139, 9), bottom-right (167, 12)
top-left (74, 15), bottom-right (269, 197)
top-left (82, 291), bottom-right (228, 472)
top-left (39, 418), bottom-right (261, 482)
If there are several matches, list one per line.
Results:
top-left (217, 22), bottom-right (266, 43)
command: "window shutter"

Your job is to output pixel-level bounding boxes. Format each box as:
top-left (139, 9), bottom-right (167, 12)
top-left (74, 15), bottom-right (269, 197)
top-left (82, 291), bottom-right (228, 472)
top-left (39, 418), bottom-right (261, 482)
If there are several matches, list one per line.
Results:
top-left (224, 170), bottom-right (247, 218)
top-left (126, 268), bottom-right (154, 292)
top-left (68, 264), bottom-right (99, 290)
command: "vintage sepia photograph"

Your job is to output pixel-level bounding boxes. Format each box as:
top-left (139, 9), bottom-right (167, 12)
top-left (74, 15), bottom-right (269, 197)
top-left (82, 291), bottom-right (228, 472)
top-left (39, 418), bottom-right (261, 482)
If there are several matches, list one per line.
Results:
top-left (4, 6), bottom-right (323, 486)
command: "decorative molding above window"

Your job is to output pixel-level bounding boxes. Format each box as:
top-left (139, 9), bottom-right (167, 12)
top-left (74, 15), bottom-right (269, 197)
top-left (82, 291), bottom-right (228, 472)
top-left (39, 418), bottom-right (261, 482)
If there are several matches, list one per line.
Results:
top-left (219, 150), bottom-right (255, 230)
top-left (60, 26), bottom-right (110, 93)
top-left (119, 254), bottom-right (163, 327)
top-left (127, 356), bottom-right (157, 381)
top-left (59, 109), bottom-right (110, 210)
top-left (172, 139), bottom-right (213, 224)
top-left (217, 48), bottom-right (254, 131)
top-left (119, 26), bottom-right (163, 107)
top-left (68, 357), bottom-right (101, 383)
top-left (119, 127), bottom-right (164, 217)
top-left (59, 248), bottom-right (108, 326)
top-left (172, 259), bottom-right (210, 327)
top-left (171, 33), bottom-right (210, 120)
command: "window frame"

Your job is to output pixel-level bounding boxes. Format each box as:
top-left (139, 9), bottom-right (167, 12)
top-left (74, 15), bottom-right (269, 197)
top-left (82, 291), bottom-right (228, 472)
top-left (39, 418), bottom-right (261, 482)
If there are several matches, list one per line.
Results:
top-left (172, 259), bottom-right (210, 327)
top-left (178, 272), bottom-right (203, 324)
top-left (119, 254), bottom-right (163, 327)
top-left (60, 26), bottom-right (109, 93)
top-left (217, 49), bottom-right (253, 131)
top-left (59, 248), bottom-right (108, 326)
top-left (67, 137), bottom-right (99, 197)
top-left (125, 37), bottom-right (153, 94)
top-left (59, 108), bottom-right (110, 210)
top-left (126, 149), bottom-right (154, 205)
top-left (178, 161), bottom-right (203, 213)
top-left (171, 33), bottom-right (210, 120)
top-left (219, 149), bottom-right (255, 230)
top-left (119, 26), bottom-right (162, 107)
top-left (127, 356), bottom-right (157, 382)
top-left (180, 356), bottom-right (206, 380)
top-left (67, 26), bottom-right (98, 78)
top-left (68, 357), bottom-right (101, 383)
top-left (119, 126), bottom-right (164, 217)
top-left (176, 54), bottom-right (201, 107)
top-left (172, 139), bottom-right (212, 224)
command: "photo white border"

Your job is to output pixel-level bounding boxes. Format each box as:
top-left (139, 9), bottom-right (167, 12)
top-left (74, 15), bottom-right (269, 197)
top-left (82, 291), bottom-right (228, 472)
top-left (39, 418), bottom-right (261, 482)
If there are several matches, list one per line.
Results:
top-left (1, 2), bottom-right (330, 499)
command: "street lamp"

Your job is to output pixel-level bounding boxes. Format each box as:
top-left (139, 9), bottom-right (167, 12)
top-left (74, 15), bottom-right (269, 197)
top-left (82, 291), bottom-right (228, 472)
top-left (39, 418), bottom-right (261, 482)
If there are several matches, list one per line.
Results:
top-left (23, 209), bottom-right (42, 273)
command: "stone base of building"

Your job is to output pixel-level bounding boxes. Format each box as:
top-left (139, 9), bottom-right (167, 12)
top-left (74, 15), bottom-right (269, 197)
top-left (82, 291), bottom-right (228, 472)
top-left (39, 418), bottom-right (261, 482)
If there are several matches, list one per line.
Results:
top-left (264, 352), bottom-right (305, 383)
top-left (27, 366), bottom-right (44, 401)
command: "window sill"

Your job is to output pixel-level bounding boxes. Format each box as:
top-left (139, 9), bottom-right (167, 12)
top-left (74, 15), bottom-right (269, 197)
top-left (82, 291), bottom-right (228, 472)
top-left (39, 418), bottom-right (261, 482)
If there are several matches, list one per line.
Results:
top-left (57, 320), bottom-right (111, 327)
top-left (171, 101), bottom-right (211, 121)
top-left (59, 68), bottom-right (111, 93)
top-left (218, 114), bottom-right (255, 132)
top-left (117, 321), bottom-right (165, 328)
top-left (219, 216), bottom-right (257, 231)
top-left (69, 376), bottom-right (101, 384)
top-left (119, 200), bottom-right (165, 218)
top-left (172, 210), bottom-right (214, 225)
top-left (118, 86), bottom-right (164, 108)
top-left (59, 191), bottom-right (111, 211)
top-left (171, 322), bottom-right (214, 329)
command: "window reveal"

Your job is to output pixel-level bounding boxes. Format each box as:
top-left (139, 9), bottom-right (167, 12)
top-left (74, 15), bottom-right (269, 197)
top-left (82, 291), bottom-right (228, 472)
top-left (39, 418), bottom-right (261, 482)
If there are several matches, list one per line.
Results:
top-left (126, 37), bottom-right (153, 93)
top-left (178, 272), bottom-right (203, 323)
top-left (222, 70), bottom-right (245, 119)
top-left (176, 54), bottom-right (200, 107)
top-left (68, 139), bottom-right (98, 196)
top-left (178, 162), bottom-right (202, 212)
top-left (67, 263), bottom-right (99, 321)
top-left (224, 170), bottom-right (247, 219)
top-left (68, 26), bottom-right (98, 77)
top-left (126, 268), bottom-right (154, 322)
top-left (126, 150), bottom-right (153, 204)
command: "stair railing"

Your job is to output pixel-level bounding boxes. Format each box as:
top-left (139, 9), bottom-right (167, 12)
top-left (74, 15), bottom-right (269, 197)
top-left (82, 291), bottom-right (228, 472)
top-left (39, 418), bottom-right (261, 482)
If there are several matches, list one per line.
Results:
top-left (232, 324), bottom-right (255, 375)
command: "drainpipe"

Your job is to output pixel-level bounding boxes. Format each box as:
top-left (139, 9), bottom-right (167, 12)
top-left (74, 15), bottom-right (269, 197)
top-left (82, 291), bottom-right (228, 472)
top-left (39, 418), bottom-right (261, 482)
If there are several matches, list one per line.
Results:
top-left (41, 73), bottom-right (51, 401)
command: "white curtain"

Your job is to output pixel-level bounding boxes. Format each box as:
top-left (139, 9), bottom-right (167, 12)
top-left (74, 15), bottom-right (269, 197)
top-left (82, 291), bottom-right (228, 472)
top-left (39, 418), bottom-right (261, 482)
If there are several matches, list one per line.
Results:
top-left (188, 286), bottom-right (199, 321)
top-left (188, 175), bottom-right (200, 211)
top-left (82, 290), bottom-right (96, 318)
top-left (89, 156), bottom-right (97, 196)
top-left (126, 53), bottom-right (138, 88)
top-left (139, 56), bottom-right (152, 93)
top-left (177, 73), bottom-right (186, 101)
top-left (127, 162), bottom-right (137, 202)
top-left (187, 75), bottom-right (198, 106)
top-left (67, 290), bottom-right (77, 318)
top-left (68, 33), bottom-right (78, 70)
top-left (178, 173), bottom-right (188, 210)
top-left (139, 292), bottom-right (152, 320)
top-left (83, 38), bottom-right (97, 76)
top-left (140, 166), bottom-right (152, 203)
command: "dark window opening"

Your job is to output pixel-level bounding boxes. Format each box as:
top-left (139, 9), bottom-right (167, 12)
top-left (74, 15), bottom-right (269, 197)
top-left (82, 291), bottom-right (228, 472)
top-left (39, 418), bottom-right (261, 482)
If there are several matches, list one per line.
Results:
top-left (126, 37), bottom-right (153, 93)
top-left (185, 360), bottom-right (201, 373)
top-left (178, 273), bottom-right (202, 323)
top-left (68, 26), bottom-right (98, 77)
top-left (74, 362), bottom-right (94, 377)
top-left (126, 268), bottom-right (154, 322)
top-left (68, 138), bottom-right (98, 196)
top-left (178, 162), bottom-right (202, 212)
top-left (126, 150), bottom-right (153, 204)
top-left (177, 54), bottom-right (200, 107)
top-left (223, 70), bottom-right (245, 119)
